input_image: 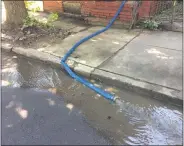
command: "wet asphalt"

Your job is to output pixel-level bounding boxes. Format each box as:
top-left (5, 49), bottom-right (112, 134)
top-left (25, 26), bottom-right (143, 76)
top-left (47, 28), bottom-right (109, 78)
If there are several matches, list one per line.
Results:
top-left (1, 51), bottom-right (183, 145)
top-left (2, 87), bottom-right (110, 145)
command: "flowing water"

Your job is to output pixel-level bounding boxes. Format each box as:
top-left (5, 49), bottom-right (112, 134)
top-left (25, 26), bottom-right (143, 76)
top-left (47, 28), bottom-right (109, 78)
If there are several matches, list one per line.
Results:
top-left (2, 52), bottom-right (183, 145)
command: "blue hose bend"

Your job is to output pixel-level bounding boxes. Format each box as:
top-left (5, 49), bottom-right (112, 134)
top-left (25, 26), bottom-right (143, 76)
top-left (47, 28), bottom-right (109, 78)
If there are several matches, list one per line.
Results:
top-left (61, 0), bottom-right (127, 101)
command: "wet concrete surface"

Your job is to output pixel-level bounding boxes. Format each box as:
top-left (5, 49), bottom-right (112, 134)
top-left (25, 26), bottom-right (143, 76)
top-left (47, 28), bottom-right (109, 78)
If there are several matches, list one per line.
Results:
top-left (1, 51), bottom-right (183, 145)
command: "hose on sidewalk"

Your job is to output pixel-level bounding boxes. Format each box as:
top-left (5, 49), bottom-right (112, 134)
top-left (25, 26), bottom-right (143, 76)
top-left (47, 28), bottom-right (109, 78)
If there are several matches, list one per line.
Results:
top-left (60, 0), bottom-right (127, 102)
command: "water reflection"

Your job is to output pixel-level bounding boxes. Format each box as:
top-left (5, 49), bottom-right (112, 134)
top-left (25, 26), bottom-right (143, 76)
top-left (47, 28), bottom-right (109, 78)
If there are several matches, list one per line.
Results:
top-left (2, 52), bottom-right (182, 145)
top-left (116, 98), bottom-right (182, 145)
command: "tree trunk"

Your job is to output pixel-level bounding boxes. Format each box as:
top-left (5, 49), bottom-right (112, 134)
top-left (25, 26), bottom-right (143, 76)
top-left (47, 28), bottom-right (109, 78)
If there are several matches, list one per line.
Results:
top-left (3, 1), bottom-right (27, 26)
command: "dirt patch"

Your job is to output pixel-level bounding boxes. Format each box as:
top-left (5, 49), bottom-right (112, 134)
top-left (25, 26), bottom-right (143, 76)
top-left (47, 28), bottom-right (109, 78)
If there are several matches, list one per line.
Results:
top-left (1, 24), bottom-right (73, 49)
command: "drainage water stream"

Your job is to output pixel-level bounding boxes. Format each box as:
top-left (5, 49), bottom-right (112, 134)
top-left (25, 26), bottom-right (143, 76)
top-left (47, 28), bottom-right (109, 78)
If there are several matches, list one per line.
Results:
top-left (2, 52), bottom-right (182, 145)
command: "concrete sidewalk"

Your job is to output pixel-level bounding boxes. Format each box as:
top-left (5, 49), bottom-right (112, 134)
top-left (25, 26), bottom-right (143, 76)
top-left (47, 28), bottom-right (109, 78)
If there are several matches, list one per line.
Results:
top-left (2, 26), bottom-right (182, 105)
top-left (92, 30), bottom-right (182, 104)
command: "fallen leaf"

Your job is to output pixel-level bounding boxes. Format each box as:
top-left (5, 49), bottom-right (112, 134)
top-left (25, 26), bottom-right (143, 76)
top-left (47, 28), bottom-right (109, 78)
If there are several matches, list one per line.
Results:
top-left (15, 107), bottom-right (28, 119)
top-left (48, 88), bottom-right (57, 94)
top-left (66, 103), bottom-right (74, 111)
top-left (105, 87), bottom-right (118, 93)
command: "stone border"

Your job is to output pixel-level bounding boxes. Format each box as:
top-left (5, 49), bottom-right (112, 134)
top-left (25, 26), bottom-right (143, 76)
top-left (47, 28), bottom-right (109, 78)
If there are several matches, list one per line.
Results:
top-left (2, 44), bottom-right (182, 106)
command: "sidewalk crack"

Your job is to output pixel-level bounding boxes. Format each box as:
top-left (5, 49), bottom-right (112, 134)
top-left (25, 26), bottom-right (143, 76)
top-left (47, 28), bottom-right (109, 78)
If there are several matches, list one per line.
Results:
top-left (97, 30), bottom-right (143, 68)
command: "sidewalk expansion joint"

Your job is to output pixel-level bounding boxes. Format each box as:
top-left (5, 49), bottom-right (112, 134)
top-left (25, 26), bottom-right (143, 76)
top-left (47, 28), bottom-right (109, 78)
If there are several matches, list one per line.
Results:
top-left (95, 30), bottom-right (143, 69)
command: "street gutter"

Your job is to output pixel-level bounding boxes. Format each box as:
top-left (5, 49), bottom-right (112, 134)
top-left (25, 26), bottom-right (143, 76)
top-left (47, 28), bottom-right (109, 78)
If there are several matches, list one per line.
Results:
top-left (2, 43), bottom-right (182, 106)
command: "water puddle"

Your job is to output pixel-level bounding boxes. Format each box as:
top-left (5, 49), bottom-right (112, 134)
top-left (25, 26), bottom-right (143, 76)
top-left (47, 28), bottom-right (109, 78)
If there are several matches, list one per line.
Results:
top-left (2, 52), bottom-right (183, 145)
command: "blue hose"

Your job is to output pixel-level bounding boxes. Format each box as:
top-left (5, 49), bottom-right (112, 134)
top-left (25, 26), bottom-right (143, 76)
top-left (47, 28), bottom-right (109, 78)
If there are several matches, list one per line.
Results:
top-left (61, 0), bottom-right (127, 101)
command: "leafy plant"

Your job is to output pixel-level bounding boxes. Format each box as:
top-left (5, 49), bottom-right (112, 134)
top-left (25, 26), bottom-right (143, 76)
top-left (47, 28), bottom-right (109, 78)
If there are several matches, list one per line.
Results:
top-left (23, 13), bottom-right (59, 28)
top-left (31, 7), bottom-right (40, 13)
top-left (25, 1), bottom-right (34, 9)
top-left (24, 1), bottom-right (59, 28)
top-left (24, 1), bottom-right (40, 12)
top-left (47, 13), bottom-right (59, 23)
top-left (142, 20), bottom-right (161, 30)
top-left (23, 16), bottom-right (51, 28)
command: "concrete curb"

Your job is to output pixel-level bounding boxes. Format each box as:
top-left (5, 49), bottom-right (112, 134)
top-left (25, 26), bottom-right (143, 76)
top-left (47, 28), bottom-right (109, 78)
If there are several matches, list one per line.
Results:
top-left (2, 44), bottom-right (92, 77)
top-left (2, 44), bottom-right (182, 106)
top-left (91, 69), bottom-right (182, 106)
